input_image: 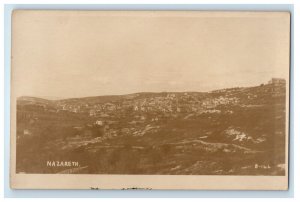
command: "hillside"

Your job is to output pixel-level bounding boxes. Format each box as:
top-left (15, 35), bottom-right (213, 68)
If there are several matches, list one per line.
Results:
top-left (16, 82), bottom-right (287, 175)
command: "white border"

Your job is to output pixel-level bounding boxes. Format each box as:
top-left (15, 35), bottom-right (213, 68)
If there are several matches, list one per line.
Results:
top-left (1, 0), bottom-right (298, 200)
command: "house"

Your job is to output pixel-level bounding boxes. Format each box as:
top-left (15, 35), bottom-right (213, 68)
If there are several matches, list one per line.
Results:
top-left (134, 106), bottom-right (139, 111)
top-left (177, 107), bottom-right (181, 112)
top-left (95, 120), bottom-right (103, 126)
top-left (23, 129), bottom-right (32, 136)
top-left (104, 103), bottom-right (116, 111)
top-left (73, 126), bottom-right (83, 130)
top-left (89, 109), bottom-right (96, 116)
top-left (268, 78), bottom-right (286, 85)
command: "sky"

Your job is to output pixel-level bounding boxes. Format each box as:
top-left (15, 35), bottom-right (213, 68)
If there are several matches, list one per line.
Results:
top-left (12, 11), bottom-right (290, 99)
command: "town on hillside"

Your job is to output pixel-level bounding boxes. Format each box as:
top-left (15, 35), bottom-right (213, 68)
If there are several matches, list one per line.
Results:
top-left (16, 78), bottom-right (287, 175)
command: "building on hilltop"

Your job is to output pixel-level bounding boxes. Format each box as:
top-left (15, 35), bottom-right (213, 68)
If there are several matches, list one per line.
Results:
top-left (268, 78), bottom-right (286, 85)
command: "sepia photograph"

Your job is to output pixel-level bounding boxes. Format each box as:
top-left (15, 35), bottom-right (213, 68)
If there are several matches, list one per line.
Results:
top-left (10, 10), bottom-right (290, 189)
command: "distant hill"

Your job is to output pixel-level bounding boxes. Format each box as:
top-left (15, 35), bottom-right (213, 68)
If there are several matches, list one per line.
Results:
top-left (17, 96), bottom-right (54, 105)
top-left (17, 82), bottom-right (285, 107)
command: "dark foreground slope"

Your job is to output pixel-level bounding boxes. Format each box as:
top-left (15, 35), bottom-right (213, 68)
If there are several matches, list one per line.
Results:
top-left (16, 82), bottom-right (286, 175)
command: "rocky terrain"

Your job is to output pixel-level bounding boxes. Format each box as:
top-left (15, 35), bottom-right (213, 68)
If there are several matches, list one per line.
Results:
top-left (16, 81), bottom-right (286, 175)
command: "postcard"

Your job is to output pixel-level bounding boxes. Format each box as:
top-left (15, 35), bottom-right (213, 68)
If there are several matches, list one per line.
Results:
top-left (10, 10), bottom-right (290, 189)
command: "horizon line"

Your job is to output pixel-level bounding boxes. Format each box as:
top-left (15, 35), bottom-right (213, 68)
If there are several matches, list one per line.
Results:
top-left (17, 81), bottom-right (283, 101)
